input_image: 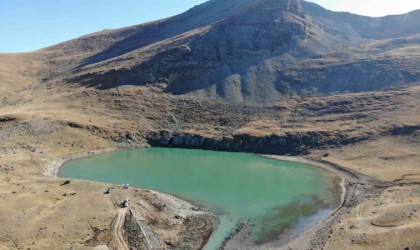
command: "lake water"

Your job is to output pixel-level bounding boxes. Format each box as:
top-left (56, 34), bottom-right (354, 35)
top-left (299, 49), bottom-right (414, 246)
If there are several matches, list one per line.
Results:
top-left (59, 148), bottom-right (341, 249)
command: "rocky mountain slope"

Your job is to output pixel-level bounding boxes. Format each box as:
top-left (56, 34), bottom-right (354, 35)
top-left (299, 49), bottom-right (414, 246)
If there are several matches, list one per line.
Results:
top-left (21, 0), bottom-right (418, 104)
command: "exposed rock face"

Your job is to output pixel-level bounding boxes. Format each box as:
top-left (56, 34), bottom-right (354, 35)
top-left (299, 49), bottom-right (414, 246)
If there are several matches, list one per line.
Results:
top-left (146, 130), bottom-right (370, 155)
top-left (390, 125), bottom-right (420, 136)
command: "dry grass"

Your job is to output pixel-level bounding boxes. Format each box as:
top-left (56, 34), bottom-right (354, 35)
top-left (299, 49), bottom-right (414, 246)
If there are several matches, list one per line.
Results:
top-left (233, 119), bottom-right (285, 137)
top-left (312, 136), bottom-right (420, 183)
top-left (1, 63), bottom-right (420, 248)
top-left (325, 185), bottom-right (420, 250)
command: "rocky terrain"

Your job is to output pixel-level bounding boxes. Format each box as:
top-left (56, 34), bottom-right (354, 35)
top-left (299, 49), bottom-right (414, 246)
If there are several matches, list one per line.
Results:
top-left (33, 0), bottom-right (419, 104)
top-left (0, 0), bottom-right (419, 249)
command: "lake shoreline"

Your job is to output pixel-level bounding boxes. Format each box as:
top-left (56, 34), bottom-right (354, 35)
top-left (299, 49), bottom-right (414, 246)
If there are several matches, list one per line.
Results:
top-left (43, 143), bottom-right (150, 177)
top-left (215, 155), bottom-right (345, 249)
top-left (256, 155), bottom-right (390, 250)
top-left (45, 145), bottom-right (389, 250)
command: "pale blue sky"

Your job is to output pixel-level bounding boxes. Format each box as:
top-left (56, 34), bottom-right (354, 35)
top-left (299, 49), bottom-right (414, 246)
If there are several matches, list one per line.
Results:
top-left (0, 0), bottom-right (419, 53)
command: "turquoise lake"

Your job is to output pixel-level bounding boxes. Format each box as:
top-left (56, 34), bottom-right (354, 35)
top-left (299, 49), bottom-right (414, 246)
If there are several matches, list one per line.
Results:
top-left (59, 148), bottom-right (341, 249)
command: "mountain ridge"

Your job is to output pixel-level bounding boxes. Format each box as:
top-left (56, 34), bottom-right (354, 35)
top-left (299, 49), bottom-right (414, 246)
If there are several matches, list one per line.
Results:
top-left (2, 0), bottom-right (419, 104)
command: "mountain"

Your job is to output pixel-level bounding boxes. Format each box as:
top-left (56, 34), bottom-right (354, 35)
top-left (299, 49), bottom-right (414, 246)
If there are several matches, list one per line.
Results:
top-left (302, 2), bottom-right (420, 40)
top-left (3, 0), bottom-right (420, 104)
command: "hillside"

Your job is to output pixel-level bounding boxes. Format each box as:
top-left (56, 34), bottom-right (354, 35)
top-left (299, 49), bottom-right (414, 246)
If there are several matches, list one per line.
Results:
top-left (14, 0), bottom-right (415, 104)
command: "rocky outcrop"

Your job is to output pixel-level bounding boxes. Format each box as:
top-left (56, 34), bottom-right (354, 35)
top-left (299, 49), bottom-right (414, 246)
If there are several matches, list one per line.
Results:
top-left (0, 116), bottom-right (17, 123)
top-left (390, 124), bottom-right (420, 136)
top-left (147, 130), bottom-right (369, 155)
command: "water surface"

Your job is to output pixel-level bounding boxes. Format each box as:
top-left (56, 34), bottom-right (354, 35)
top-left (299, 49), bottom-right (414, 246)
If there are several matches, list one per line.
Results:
top-left (59, 148), bottom-right (341, 249)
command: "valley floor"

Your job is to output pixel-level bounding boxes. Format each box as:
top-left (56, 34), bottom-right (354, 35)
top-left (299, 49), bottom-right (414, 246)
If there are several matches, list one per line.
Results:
top-left (0, 83), bottom-right (420, 249)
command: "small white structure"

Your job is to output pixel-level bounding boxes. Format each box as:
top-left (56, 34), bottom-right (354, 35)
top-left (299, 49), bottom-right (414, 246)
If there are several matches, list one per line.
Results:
top-left (122, 199), bottom-right (130, 208)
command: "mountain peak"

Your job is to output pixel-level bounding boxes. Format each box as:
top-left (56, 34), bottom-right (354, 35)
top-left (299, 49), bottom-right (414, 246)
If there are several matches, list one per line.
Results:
top-left (39, 0), bottom-right (419, 104)
top-left (175, 0), bottom-right (304, 28)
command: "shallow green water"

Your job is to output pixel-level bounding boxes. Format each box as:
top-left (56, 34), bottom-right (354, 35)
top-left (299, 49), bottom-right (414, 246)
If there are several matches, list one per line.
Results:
top-left (59, 148), bottom-right (341, 249)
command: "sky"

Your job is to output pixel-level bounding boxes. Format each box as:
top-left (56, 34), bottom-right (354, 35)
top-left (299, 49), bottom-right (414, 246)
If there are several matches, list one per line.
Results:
top-left (0, 0), bottom-right (419, 53)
